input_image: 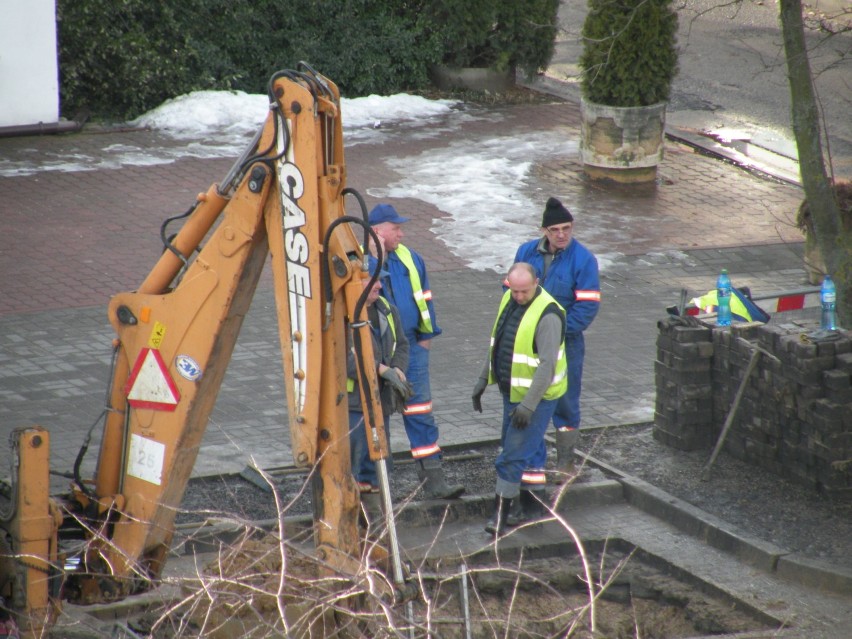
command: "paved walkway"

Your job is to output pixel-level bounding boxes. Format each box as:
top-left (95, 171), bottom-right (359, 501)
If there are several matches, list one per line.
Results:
top-left (0, 99), bottom-right (809, 479)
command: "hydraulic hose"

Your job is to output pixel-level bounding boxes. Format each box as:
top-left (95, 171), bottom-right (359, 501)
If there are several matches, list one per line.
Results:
top-left (342, 187), bottom-right (372, 259)
top-left (72, 341), bottom-right (122, 499)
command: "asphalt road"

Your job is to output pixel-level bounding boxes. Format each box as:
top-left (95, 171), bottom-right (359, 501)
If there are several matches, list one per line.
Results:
top-left (550, 0), bottom-right (852, 174)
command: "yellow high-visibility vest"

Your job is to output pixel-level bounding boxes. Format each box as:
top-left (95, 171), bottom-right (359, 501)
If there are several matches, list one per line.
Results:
top-left (487, 290), bottom-right (568, 403)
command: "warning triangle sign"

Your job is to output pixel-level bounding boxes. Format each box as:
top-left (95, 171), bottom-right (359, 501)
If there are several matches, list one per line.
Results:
top-left (125, 347), bottom-right (180, 411)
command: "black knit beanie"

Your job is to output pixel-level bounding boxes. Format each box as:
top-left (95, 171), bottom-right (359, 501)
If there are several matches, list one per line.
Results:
top-left (541, 197), bottom-right (574, 228)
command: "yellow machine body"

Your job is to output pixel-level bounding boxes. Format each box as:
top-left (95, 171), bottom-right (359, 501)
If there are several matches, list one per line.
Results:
top-left (0, 68), bottom-right (389, 637)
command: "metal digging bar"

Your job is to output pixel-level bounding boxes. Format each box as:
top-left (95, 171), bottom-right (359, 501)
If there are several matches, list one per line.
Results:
top-left (701, 338), bottom-right (780, 481)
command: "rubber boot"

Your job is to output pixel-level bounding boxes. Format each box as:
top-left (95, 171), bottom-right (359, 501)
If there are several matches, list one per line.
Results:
top-left (555, 428), bottom-right (580, 475)
top-left (507, 488), bottom-right (547, 526)
top-left (417, 458), bottom-right (465, 499)
top-left (359, 490), bottom-right (383, 531)
top-left (484, 495), bottom-right (522, 535)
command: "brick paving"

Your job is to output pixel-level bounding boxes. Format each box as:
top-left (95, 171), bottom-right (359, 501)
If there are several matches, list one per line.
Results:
top-left (0, 96), bottom-right (812, 480)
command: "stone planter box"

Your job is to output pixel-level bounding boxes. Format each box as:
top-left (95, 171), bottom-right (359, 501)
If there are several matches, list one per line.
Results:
top-left (580, 99), bottom-right (667, 183)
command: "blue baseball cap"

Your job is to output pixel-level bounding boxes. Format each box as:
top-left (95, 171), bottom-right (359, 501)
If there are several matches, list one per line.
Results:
top-left (368, 203), bottom-right (410, 225)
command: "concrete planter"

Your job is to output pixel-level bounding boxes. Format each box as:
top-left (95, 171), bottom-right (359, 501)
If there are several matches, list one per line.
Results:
top-left (580, 99), bottom-right (667, 183)
top-left (429, 65), bottom-right (516, 92)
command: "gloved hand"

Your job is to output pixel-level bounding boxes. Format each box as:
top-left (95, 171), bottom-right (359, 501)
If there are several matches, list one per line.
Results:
top-left (510, 404), bottom-right (534, 430)
top-left (380, 366), bottom-right (414, 414)
top-left (386, 380), bottom-right (414, 414)
top-left (380, 366), bottom-right (409, 396)
top-left (472, 377), bottom-right (488, 413)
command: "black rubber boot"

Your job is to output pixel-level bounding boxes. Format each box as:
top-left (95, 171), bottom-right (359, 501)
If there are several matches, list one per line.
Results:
top-left (360, 491), bottom-right (383, 521)
top-left (507, 488), bottom-right (548, 526)
top-left (555, 428), bottom-right (580, 475)
top-left (417, 459), bottom-right (465, 499)
top-left (358, 490), bottom-right (384, 533)
top-left (485, 495), bottom-right (524, 535)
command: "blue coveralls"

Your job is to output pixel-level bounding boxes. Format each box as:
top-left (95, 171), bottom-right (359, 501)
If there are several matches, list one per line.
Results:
top-left (376, 245), bottom-right (444, 462)
top-left (514, 237), bottom-right (601, 483)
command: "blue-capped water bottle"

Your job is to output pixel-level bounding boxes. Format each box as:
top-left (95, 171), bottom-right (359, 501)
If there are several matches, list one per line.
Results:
top-left (820, 275), bottom-right (837, 330)
top-left (716, 268), bottom-right (732, 326)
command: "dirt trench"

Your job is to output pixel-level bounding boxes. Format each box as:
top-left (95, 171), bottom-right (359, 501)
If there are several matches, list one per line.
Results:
top-left (137, 532), bottom-right (769, 639)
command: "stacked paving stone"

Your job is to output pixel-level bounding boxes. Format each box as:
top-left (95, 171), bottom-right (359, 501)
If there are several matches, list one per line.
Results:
top-left (654, 317), bottom-right (716, 450)
top-left (655, 316), bottom-right (852, 499)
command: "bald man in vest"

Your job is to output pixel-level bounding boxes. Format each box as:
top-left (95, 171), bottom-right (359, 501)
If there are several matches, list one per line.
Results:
top-left (472, 262), bottom-right (567, 535)
top-left (369, 203), bottom-right (464, 500)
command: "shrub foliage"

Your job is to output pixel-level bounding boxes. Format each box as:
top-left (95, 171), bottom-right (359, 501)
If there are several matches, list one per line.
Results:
top-left (423, 0), bottom-right (559, 74)
top-left (57, 0), bottom-right (441, 119)
top-left (579, 0), bottom-right (679, 107)
top-left (57, 0), bottom-right (556, 120)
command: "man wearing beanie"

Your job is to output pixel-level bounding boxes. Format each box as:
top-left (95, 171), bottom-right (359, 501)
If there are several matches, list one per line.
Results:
top-left (367, 203), bottom-right (465, 500)
top-left (511, 197), bottom-right (600, 502)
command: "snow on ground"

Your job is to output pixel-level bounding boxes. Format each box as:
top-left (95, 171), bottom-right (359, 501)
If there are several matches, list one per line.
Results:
top-left (2, 90), bottom-right (600, 272)
top-left (130, 90), bottom-right (462, 146)
top-left (369, 131), bottom-right (578, 272)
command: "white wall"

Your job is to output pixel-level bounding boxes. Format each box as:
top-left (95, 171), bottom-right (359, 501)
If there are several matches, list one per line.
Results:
top-left (0, 0), bottom-right (59, 128)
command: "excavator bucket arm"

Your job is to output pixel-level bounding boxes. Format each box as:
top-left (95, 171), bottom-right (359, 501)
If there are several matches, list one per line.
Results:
top-left (2, 67), bottom-right (392, 637)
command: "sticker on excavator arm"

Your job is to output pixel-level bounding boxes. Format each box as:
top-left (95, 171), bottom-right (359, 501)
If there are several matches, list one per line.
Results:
top-left (128, 433), bottom-right (165, 485)
top-left (148, 321), bottom-right (167, 349)
top-left (124, 347), bottom-right (181, 411)
top-left (175, 354), bottom-right (202, 381)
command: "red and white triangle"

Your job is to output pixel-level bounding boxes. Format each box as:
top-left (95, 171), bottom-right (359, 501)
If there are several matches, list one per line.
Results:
top-left (124, 347), bottom-right (180, 411)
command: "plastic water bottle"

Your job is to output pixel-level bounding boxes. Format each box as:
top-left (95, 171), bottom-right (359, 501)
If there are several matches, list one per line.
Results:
top-left (716, 268), bottom-right (732, 326)
top-left (820, 275), bottom-right (837, 330)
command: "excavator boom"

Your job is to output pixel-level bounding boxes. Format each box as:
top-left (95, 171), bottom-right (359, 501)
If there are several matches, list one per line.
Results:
top-left (1, 66), bottom-right (391, 637)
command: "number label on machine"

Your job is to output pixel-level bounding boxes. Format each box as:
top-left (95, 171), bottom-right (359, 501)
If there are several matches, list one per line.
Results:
top-left (127, 433), bottom-right (165, 485)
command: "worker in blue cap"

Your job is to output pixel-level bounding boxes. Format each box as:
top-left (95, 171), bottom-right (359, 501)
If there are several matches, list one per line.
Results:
top-left (367, 203), bottom-right (464, 499)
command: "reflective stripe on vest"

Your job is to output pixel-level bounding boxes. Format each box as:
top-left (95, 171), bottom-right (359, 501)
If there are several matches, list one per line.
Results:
top-left (395, 244), bottom-right (434, 334)
top-left (376, 297), bottom-right (397, 357)
top-left (346, 298), bottom-right (398, 392)
top-left (488, 289), bottom-right (568, 403)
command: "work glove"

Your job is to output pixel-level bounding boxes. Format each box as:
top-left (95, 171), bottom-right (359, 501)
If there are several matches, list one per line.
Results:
top-left (380, 367), bottom-right (414, 414)
top-left (380, 366), bottom-right (408, 395)
top-left (472, 377), bottom-right (488, 413)
top-left (510, 404), bottom-right (534, 430)
top-left (385, 381), bottom-right (414, 414)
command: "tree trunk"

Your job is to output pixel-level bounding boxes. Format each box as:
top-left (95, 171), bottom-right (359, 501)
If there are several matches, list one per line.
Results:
top-left (779, 0), bottom-right (850, 326)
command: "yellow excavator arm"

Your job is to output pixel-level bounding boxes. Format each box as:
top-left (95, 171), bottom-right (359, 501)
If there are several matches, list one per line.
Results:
top-left (1, 65), bottom-right (393, 637)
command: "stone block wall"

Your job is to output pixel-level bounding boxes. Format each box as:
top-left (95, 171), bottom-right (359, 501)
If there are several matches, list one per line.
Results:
top-left (655, 317), bottom-right (852, 499)
top-left (654, 319), bottom-right (715, 450)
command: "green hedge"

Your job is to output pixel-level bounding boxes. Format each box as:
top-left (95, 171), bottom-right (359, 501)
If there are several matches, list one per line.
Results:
top-left (57, 0), bottom-right (556, 120)
top-left (423, 0), bottom-right (559, 74)
top-left (57, 0), bottom-right (441, 119)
